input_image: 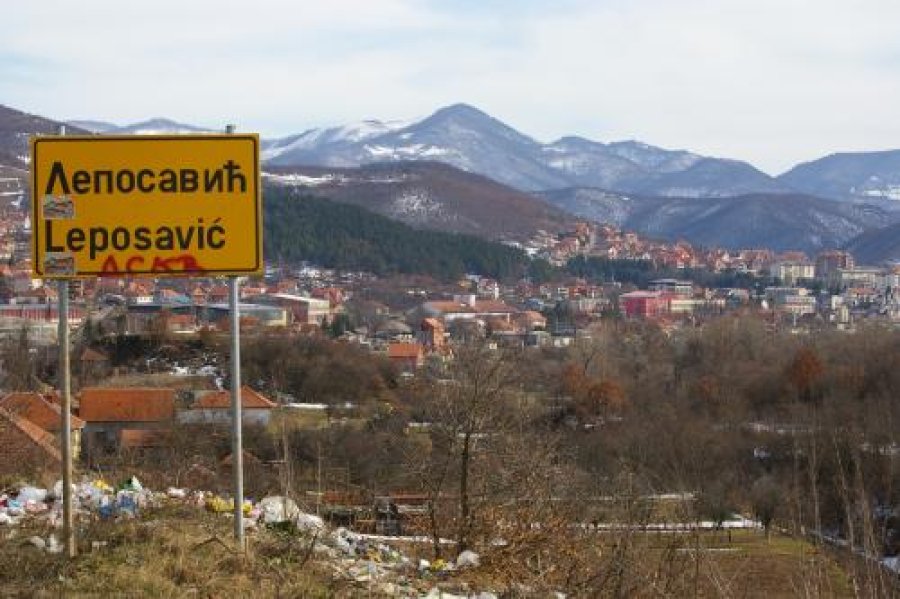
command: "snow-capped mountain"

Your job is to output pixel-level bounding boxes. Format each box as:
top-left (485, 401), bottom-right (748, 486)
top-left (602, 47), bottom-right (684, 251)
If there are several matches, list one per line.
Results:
top-left (66, 119), bottom-right (119, 133)
top-left (109, 118), bottom-right (214, 135)
top-left (67, 117), bottom-right (214, 135)
top-left (266, 104), bottom-right (573, 190)
top-left (605, 140), bottom-right (703, 173)
top-left (261, 119), bottom-right (409, 165)
top-left (540, 137), bottom-right (647, 190)
top-left (265, 103), bottom-right (789, 197)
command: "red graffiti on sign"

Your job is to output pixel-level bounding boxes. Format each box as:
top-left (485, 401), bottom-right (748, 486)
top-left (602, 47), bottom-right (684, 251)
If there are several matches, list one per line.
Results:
top-left (100, 254), bottom-right (205, 276)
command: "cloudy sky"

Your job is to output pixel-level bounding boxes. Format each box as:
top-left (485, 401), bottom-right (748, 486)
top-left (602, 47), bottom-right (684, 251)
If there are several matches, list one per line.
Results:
top-left (3, 0), bottom-right (899, 174)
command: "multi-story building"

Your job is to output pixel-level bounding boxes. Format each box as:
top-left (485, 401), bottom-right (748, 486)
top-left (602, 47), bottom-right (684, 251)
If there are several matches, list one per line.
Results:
top-left (815, 250), bottom-right (855, 279)
top-left (772, 261), bottom-right (815, 286)
top-left (620, 290), bottom-right (669, 319)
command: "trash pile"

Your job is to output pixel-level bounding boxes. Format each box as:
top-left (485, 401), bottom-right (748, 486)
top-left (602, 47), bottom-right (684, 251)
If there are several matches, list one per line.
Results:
top-left (0, 476), bottom-right (155, 530)
top-left (314, 526), bottom-right (498, 597)
top-left (0, 478), bottom-right (310, 533)
top-left (0, 479), bottom-right (528, 597)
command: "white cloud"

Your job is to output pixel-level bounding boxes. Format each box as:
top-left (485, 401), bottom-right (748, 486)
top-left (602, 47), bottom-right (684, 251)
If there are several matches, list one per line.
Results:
top-left (2, 0), bottom-right (899, 173)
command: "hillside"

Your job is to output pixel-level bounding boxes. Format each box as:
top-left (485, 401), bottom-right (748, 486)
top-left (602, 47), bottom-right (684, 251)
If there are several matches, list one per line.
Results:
top-left (539, 187), bottom-right (897, 254)
top-left (264, 161), bottom-right (574, 241)
top-left (845, 221), bottom-right (900, 264)
top-left (263, 187), bottom-right (543, 281)
top-left (0, 105), bottom-right (91, 202)
top-left (625, 194), bottom-right (885, 253)
top-left (0, 104), bottom-right (88, 167)
top-left (778, 150), bottom-right (900, 201)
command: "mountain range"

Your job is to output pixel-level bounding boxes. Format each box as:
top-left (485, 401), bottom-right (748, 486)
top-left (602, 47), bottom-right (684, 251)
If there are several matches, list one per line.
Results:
top-left (258, 104), bottom-right (900, 206)
top-left (779, 150), bottom-right (900, 202)
top-left (258, 104), bottom-right (900, 259)
top-left (57, 104), bottom-right (900, 206)
top-left (538, 187), bottom-right (900, 256)
top-left (68, 117), bottom-right (213, 135)
top-left (262, 103), bottom-right (793, 198)
top-left (5, 102), bottom-right (900, 262)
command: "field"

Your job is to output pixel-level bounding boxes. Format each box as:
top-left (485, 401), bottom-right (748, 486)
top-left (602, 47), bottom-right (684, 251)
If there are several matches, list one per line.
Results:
top-left (0, 502), bottom-right (864, 598)
top-left (672, 530), bottom-right (855, 598)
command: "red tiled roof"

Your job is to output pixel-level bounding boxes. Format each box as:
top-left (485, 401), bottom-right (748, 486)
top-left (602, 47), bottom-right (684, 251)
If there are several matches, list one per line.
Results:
top-left (79, 388), bottom-right (175, 422)
top-left (0, 406), bottom-right (61, 461)
top-left (388, 342), bottom-right (423, 359)
top-left (192, 386), bottom-right (276, 409)
top-left (208, 285), bottom-right (229, 298)
top-left (425, 301), bottom-right (475, 314)
top-left (425, 300), bottom-right (516, 315)
top-left (0, 392), bottom-right (85, 432)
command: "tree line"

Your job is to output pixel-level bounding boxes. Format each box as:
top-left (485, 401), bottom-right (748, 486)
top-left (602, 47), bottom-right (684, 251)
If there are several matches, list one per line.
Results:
top-left (263, 188), bottom-right (552, 282)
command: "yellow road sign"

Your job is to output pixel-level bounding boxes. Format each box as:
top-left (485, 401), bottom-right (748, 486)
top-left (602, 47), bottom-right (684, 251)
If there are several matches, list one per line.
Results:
top-left (31, 134), bottom-right (261, 278)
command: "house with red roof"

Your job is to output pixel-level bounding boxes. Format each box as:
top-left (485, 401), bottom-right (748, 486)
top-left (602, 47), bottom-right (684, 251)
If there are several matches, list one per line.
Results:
top-left (239, 283), bottom-right (268, 300)
top-left (207, 285), bottom-right (230, 304)
top-left (312, 287), bottom-right (345, 309)
top-left (124, 281), bottom-right (154, 304)
top-left (0, 392), bottom-right (84, 459)
top-left (179, 386), bottom-right (277, 426)
top-left (388, 342), bottom-right (425, 372)
top-left (419, 295), bottom-right (518, 325)
top-left (78, 387), bottom-right (176, 459)
top-left (0, 406), bottom-right (61, 478)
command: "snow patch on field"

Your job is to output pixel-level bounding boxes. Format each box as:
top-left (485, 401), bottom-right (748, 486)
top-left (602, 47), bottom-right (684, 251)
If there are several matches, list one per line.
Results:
top-left (263, 171), bottom-right (413, 187)
top-left (263, 172), bottom-right (346, 187)
top-left (861, 184), bottom-right (900, 201)
top-left (386, 190), bottom-right (446, 224)
top-left (364, 144), bottom-right (452, 159)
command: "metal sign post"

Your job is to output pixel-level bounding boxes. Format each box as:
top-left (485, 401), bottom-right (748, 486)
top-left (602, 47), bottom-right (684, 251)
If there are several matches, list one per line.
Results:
top-left (55, 124), bottom-right (75, 558)
top-left (229, 276), bottom-right (244, 548)
top-left (225, 124), bottom-right (245, 550)
top-left (58, 280), bottom-right (75, 559)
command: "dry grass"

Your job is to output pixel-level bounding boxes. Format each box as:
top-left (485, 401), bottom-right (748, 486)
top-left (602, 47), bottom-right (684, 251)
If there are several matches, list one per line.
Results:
top-left (453, 527), bottom-right (857, 598)
top-left (96, 373), bottom-right (215, 390)
top-left (0, 506), bottom-right (861, 598)
top-left (690, 530), bottom-right (855, 598)
top-left (0, 503), bottom-right (339, 598)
